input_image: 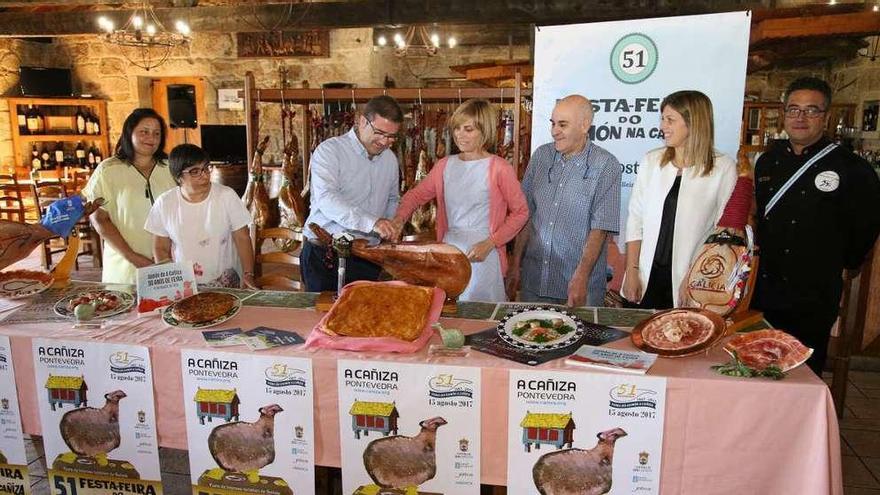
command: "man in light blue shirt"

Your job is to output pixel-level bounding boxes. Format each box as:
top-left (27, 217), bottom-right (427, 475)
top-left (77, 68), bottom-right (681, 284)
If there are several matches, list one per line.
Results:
top-left (301, 95), bottom-right (403, 291)
top-left (507, 95), bottom-right (622, 307)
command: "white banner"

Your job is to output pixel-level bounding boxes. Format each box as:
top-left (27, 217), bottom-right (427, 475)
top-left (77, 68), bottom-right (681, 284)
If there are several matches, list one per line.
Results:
top-left (532, 12), bottom-right (750, 246)
top-left (181, 349), bottom-right (315, 495)
top-left (0, 335), bottom-right (30, 494)
top-left (337, 360), bottom-right (481, 495)
top-left (507, 369), bottom-right (667, 495)
top-left (32, 338), bottom-right (161, 495)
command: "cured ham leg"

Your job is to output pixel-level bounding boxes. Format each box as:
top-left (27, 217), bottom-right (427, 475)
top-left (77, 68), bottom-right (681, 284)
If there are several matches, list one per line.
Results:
top-left (279, 133), bottom-right (308, 230)
top-left (243, 135), bottom-right (279, 229)
top-left (0, 198), bottom-right (104, 271)
top-left (309, 224), bottom-right (471, 300)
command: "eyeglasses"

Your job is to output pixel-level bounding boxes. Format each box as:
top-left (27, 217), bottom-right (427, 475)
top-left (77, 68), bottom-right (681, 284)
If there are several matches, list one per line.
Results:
top-left (365, 118), bottom-right (401, 141)
top-left (183, 164), bottom-right (213, 177)
top-left (784, 106), bottom-right (827, 119)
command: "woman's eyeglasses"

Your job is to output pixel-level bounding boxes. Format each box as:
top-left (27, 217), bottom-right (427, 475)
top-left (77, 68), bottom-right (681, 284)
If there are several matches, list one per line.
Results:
top-left (184, 164), bottom-right (213, 177)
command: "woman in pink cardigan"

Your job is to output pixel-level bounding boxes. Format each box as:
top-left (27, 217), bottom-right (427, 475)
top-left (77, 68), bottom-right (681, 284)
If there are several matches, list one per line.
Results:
top-left (394, 99), bottom-right (529, 302)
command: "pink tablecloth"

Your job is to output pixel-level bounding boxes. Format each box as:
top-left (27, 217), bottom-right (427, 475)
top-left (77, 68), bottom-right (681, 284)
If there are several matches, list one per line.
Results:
top-left (3, 306), bottom-right (843, 494)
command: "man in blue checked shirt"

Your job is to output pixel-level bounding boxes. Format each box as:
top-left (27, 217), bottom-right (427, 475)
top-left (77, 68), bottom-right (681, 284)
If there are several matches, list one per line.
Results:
top-left (507, 95), bottom-right (622, 307)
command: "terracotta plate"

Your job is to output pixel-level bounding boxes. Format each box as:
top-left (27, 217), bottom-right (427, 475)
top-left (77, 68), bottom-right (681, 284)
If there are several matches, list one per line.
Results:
top-left (631, 308), bottom-right (726, 357)
top-left (0, 270), bottom-right (53, 299)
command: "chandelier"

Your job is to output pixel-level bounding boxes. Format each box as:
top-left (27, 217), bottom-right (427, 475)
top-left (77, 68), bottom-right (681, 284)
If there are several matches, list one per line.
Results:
top-left (97, 1), bottom-right (191, 71)
top-left (376, 25), bottom-right (457, 57)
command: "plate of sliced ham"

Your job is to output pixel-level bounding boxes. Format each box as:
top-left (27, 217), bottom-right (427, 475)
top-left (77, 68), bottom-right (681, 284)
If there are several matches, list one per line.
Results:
top-left (632, 308), bottom-right (726, 357)
top-left (723, 329), bottom-right (813, 372)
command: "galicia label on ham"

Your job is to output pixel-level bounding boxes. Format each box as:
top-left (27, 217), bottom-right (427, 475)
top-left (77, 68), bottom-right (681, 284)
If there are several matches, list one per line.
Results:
top-left (723, 330), bottom-right (813, 372)
top-left (685, 228), bottom-right (753, 317)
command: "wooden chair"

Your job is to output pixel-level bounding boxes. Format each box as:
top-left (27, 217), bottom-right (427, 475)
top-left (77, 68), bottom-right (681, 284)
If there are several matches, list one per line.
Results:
top-left (254, 227), bottom-right (304, 291)
top-left (0, 174), bottom-right (25, 222)
top-left (31, 180), bottom-right (70, 270)
top-left (70, 168), bottom-right (91, 195)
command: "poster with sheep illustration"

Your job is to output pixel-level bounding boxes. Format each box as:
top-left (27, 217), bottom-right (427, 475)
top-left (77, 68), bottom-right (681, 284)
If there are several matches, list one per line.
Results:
top-left (31, 338), bottom-right (161, 495)
top-left (337, 359), bottom-right (481, 495)
top-left (0, 335), bottom-right (30, 494)
top-left (181, 349), bottom-right (314, 495)
top-left (507, 369), bottom-right (666, 495)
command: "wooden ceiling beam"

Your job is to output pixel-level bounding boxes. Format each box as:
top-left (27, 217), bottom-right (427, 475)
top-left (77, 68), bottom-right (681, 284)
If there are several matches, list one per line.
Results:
top-left (0, 0), bottom-right (772, 37)
top-left (751, 11), bottom-right (880, 45)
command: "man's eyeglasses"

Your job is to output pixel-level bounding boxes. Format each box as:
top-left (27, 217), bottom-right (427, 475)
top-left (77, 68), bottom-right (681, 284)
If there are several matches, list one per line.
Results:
top-left (183, 164), bottom-right (213, 177)
top-left (784, 106), bottom-right (827, 119)
top-left (365, 118), bottom-right (400, 141)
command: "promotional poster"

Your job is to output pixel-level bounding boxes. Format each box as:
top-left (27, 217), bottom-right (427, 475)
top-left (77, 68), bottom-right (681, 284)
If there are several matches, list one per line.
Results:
top-left (32, 338), bottom-right (161, 495)
top-left (337, 360), bottom-right (481, 495)
top-left (0, 335), bottom-right (30, 494)
top-left (507, 369), bottom-right (667, 495)
top-left (532, 12), bottom-right (750, 245)
top-left (181, 349), bottom-right (315, 495)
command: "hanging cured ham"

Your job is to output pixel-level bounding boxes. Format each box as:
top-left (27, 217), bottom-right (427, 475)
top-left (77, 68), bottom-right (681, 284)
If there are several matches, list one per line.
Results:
top-left (278, 133), bottom-right (308, 230)
top-left (243, 135), bottom-right (279, 229)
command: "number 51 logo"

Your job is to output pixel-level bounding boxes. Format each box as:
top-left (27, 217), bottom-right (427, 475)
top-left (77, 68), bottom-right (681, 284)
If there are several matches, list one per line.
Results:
top-left (610, 33), bottom-right (658, 84)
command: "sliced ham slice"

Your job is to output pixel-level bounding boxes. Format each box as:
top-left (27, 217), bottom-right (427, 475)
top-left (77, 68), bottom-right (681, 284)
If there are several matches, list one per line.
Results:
top-left (724, 329), bottom-right (813, 372)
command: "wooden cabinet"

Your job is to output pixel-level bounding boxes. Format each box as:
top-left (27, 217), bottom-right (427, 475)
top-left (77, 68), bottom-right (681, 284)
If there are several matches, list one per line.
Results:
top-left (740, 101), bottom-right (857, 153)
top-left (4, 97), bottom-right (111, 179)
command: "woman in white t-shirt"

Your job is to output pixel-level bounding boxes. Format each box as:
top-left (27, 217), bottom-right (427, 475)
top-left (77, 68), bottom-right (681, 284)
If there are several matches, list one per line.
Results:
top-left (145, 144), bottom-right (256, 288)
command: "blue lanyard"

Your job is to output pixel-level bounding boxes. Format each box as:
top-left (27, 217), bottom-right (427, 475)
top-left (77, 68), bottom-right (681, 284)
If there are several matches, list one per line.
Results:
top-left (548, 143), bottom-right (593, 183)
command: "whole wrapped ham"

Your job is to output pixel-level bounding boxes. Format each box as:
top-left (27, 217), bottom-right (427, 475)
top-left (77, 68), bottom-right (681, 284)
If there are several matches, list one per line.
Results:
top-left (309, 224), bottom-right (471, 300)
top-left (684, 163), bottom-right (755, 315)
top-left (724, 329), bottom-right (813, 372)
top-left (243, 135), bottom-right (279, 229)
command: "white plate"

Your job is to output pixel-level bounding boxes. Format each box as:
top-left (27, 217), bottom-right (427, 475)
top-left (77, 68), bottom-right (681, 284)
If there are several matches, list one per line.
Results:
top-left (0, 270), bottom-right (53, 299)
top-left (162, 294), bottom-right (242, 329)
top-left (496, 306), bottom-right (586, 350)
top-left (54, 290), bottom-right (134, 319)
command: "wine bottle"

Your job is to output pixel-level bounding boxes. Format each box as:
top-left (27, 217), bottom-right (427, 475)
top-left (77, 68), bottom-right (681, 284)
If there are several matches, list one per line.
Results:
top-left (92, 112), bottom-right (100, 135)
top-left (16, 106), bottom-right (27, 134)
top-left (75, 141), bottom-right (86, 167)
top-left (94, 146), bottom-right (103, 164)
top-left (87, 145), bottom-right (96, 169)
top-left (75, 107), bottom-right (86, 134)
top-left (54, 142), bottom-right (64, 165)
top-left (36, 106), bottom-right (45, 134)
top-left (85, 109), bottom-right (94, 135)
top-left (31, 145), bottom-right (41, 170)
top-left (25, 105), bottom-right (39, 135)
top-left (44, 145), bottom-right (56, 170)
top-left (40, 145), bottom-right (50, 169)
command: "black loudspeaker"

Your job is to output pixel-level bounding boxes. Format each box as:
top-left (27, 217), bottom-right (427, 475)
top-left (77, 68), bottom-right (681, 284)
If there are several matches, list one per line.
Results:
top-left (167, 84), bottom-right (197, 129)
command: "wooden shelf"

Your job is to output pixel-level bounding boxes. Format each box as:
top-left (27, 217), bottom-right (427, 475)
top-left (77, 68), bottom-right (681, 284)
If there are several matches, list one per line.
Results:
top-left (5, 96), bottom-right (109, 178)
top-left (18, 134), bottom-right (107, 143)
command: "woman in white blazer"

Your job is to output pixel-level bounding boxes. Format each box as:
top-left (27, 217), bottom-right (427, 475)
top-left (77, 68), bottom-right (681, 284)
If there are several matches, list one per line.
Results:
top-left (623, 90), bottom-right (737, 309)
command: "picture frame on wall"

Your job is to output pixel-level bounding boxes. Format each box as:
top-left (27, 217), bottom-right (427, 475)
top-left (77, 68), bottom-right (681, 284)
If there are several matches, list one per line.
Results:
top-left (237, 30), bottom-right (330, 58)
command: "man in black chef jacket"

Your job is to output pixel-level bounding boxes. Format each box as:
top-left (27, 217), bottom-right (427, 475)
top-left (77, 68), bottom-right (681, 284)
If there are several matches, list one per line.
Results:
top-left (754, 77), bottom-right (880, 375)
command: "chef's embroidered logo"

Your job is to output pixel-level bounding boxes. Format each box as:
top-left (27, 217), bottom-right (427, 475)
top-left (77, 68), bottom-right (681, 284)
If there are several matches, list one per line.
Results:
top-left (428, 374), bottom-right (474, 399)
top-left (815, 170), bottom-right (839, 192)
top-left (108, 351), bottom-right (146, 374)
top-left (610, 33), bottom-right (659, 84)
top-left (608, 384), bottom-right (658, 410)
top-left (459, 438), bottom-right (470, 452)
top-left (264, 363), bottom-right (306, 388)
top-left (639, 451), bottom-right (650, 465)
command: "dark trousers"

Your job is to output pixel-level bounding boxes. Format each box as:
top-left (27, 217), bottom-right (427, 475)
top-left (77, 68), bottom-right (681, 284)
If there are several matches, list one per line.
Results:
top-left (761, 307), bottom-right (838, 376)
top-left (639, 262), bottom-right (674, 310)
top-left (299, 241), bottom-right (382, 292)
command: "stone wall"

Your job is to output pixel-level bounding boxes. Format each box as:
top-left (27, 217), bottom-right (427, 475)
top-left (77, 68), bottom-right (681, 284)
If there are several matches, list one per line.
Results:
top-left (0, 29), bottom-right (529, 169)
